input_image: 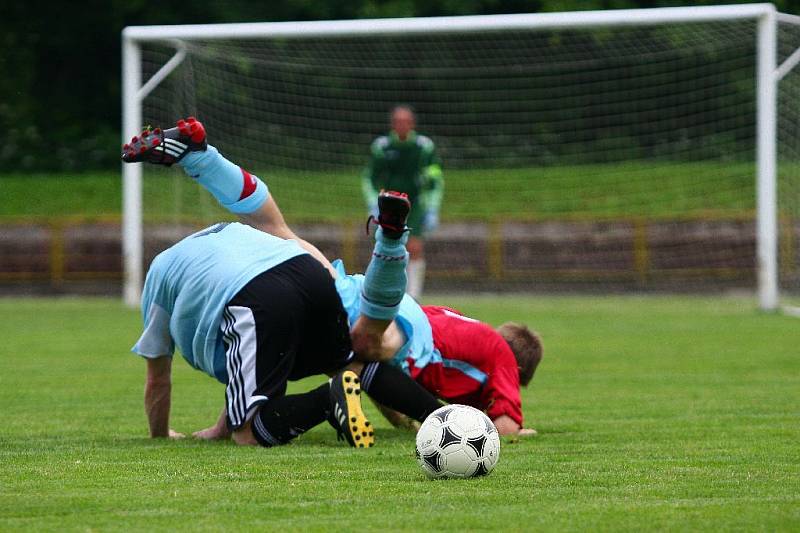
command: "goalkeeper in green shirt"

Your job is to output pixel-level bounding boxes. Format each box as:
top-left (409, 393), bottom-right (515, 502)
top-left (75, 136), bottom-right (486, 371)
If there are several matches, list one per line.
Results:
top-left (361, 105), bottom-right (444, 299)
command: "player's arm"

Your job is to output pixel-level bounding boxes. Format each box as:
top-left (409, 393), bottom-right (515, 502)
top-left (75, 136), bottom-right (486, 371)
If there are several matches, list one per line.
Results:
top-left (481, 363), bottom-right (531, 436)
top-left (144, 356), bottom-right (183, 438)
top-left (482, 361), bottom-right (531, 436)
top-left (420, 144), bottom-right (444, 232)
top-left (492, 416), bottom-right (536, 437)
top-left (135, 277), bottom-right (184, 439)
top-left (491, 415), bottom-right (521, 435)
top-left (361, 171), bottom-right (380, 215)
top-left (361, 139), bottom-right (386, 213)
top-left (444, 318), bottom-right (530, 436)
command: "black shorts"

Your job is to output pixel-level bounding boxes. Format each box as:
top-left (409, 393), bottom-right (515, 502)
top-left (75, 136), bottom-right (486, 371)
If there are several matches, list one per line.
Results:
top-left (221, 254), bottom-right (353, 429)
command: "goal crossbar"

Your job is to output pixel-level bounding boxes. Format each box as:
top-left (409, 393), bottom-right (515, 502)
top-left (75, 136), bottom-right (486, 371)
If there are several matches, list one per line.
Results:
top-left (122, 3), bottom-right (796, 310)
top-left (123, 4), bottom-right (774, 41)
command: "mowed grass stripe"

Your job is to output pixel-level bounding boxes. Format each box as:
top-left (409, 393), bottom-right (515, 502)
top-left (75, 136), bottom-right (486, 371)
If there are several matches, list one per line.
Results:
top-left (0, 161), bottom-right (763, 222)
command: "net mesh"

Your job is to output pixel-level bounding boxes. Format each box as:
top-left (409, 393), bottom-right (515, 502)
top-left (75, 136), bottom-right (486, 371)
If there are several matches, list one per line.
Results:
top-left (778, 19), bottom-right (800, 304)
top-left (136, 18), bottom-right (800, 294)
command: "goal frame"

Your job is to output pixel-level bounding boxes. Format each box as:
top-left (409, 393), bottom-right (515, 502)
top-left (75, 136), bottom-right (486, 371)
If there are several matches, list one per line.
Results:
top-left (121, 3), bottom-right (798, 309)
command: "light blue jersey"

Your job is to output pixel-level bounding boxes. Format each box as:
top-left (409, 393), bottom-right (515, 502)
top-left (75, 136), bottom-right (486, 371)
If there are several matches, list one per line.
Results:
top-left (332, 259), bottom-right (436, 373)
top-left (132, 222), bottom-right (307, 382)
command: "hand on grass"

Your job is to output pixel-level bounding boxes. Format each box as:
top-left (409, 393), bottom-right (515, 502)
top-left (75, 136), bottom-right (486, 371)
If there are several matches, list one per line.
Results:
top-left (168, 429), bottom-right (185, 439)
top-left (518, 428), bottom-right (538, 437)
top-left (492, 415), bottom-right (521, 436)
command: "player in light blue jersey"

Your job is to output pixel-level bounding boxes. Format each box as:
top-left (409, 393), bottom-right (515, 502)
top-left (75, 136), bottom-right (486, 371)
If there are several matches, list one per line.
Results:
top-left (332, 259), bottom-right (433, 376)
top-left (135, 222), bottom-right (306, 383)
top-left (123, 118), bottom-right (442, 448)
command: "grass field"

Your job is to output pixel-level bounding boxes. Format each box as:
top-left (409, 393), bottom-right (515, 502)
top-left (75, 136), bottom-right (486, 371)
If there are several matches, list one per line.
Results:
top-left (0, 161), bottom-right (761, 223)
top-left (1, 295), bottom-right (798, 531)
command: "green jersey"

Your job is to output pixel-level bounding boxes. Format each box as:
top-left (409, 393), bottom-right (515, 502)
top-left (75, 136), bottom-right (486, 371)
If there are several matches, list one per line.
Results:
top-left (361, 131), bottom-right (444, 223)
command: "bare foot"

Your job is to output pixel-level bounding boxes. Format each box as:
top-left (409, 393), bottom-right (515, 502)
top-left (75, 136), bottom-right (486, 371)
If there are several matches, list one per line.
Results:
top-left (192, 425), bottom-right (229, 440)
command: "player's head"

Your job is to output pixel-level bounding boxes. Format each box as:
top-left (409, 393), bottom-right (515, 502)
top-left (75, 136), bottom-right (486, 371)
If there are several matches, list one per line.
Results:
top-left (496, 322), bottom-right (542, 387)
top-left (390, 105), bottom-right (416, 140)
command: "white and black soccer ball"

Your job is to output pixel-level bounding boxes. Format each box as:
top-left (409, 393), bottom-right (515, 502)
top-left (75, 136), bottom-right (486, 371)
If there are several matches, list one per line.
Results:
top-left (415, 404), bottom-right (500, 479)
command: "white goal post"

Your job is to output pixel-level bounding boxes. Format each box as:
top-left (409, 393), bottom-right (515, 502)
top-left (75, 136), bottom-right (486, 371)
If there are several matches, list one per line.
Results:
top-left (121, 3), bottom-right (800, 309)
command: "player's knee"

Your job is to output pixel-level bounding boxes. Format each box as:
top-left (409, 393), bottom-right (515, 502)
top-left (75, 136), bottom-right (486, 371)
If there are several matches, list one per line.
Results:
top-left (406, 237), bottom-right (424, 258)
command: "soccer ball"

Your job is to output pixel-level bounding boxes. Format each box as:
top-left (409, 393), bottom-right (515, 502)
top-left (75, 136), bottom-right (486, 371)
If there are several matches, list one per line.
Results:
top-left (415, 404), bottom-right (500, 479)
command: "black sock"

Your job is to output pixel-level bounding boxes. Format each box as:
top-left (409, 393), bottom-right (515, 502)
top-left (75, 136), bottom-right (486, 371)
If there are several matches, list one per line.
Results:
top-left (251, 382), bottom-right (330, 447)
top-left (360, 362), bottom-right (442, 422)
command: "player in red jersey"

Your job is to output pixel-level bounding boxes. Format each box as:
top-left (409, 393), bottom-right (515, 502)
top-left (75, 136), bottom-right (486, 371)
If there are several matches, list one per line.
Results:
top-left (328, 259), bottom-right (544, 437)
top-left (410, 306), bottom-right (540, 435)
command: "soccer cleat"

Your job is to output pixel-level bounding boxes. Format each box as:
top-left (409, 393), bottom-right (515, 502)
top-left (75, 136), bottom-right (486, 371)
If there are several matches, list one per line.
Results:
top-left (328, 370), bottom-right (374, 448)
top-left (121, 116), bottom-right (207, 166)
top-left (365, 190), bottom-right (411, 239)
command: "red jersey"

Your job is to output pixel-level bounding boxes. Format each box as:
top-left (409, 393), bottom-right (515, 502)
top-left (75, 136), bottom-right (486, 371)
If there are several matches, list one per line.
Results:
top-left (409, 306), bottom-right (523, 425)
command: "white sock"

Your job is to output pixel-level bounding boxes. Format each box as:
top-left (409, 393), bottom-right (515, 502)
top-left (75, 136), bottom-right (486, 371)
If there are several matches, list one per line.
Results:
top-left (407, 259), bottom-right (426, 300)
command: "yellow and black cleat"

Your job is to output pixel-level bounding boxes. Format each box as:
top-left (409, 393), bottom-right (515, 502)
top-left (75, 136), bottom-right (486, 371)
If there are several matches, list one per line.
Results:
top-left (328, 370), bottom-right (375, 448)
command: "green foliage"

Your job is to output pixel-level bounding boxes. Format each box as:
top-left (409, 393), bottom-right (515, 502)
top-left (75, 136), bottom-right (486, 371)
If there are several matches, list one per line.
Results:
top-left (0, 296), bottom-right (798, 530)
top-left (3, 1), bottom-right (800, 172)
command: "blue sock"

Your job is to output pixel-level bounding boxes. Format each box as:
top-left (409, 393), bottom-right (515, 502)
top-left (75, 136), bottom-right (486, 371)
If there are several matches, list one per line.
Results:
top-left (179, 145), bottom-right (269, 215)
top-left (360, 228), bottom-right (409, 320)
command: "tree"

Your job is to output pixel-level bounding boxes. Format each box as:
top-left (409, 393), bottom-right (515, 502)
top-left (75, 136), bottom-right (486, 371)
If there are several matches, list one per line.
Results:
top-left (2, 0), bottom-right (800, 171)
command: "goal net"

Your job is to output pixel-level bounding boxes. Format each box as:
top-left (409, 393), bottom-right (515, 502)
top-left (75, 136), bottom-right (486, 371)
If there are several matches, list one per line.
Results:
top-left (124, 6), bottom-right (800, 308)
